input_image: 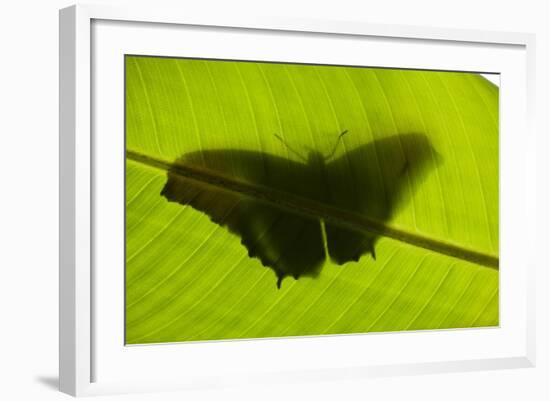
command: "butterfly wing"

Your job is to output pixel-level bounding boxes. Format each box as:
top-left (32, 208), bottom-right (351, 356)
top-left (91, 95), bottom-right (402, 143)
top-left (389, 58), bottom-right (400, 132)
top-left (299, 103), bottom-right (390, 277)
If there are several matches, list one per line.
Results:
top-left (181, 149), bottom-right (329, 201)
top-left (323, 133), bottom-right (439, 264)
top-left (161, 150), bottom-right (326, 287)
top-left (239, 200), bottom-right (325, 287)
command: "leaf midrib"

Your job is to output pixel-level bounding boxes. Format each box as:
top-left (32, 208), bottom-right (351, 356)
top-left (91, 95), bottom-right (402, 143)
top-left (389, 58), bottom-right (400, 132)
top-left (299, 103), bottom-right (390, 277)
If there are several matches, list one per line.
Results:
top-left (127, 149), bottom-right (499, 270)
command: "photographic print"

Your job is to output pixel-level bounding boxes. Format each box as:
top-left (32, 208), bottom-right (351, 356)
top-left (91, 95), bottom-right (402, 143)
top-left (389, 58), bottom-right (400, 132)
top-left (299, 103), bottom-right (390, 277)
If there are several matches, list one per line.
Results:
top-left (125, 56), bottom-right (498, 344)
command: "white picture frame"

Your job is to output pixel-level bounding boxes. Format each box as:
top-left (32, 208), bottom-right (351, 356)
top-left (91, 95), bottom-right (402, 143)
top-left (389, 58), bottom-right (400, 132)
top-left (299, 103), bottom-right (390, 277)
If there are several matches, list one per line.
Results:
top-left (59, 4), bottom-right (536, 397)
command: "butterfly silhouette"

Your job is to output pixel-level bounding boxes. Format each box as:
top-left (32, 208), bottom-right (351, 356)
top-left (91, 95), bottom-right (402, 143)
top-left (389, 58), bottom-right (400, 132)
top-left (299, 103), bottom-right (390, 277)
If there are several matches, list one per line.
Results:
top-left (161, 132), bottom-right (440, 288)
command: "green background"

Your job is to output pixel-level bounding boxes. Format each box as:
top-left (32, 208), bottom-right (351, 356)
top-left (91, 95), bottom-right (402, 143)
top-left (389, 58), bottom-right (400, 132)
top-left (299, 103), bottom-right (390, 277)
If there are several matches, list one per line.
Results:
top-left (125, 56), bottom-right (499, 344)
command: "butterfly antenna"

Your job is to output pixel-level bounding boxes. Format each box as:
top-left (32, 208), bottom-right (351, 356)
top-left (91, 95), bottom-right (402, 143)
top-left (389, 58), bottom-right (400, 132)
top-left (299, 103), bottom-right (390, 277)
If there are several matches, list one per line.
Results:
top-left (325, 130), bottom-right (349, 160)
top-left (274, 134), bottom-right (307, 162)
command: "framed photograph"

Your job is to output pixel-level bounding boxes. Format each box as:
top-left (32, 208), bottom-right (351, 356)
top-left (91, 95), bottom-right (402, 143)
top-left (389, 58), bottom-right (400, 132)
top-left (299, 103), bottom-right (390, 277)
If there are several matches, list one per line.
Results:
top-left (59, 4), bottom-right (536, 397)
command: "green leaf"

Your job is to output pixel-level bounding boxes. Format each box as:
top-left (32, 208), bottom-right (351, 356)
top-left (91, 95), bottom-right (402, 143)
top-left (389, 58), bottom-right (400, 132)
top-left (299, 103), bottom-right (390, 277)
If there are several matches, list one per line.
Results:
top-left (125, 56), bottom-right (498, 344)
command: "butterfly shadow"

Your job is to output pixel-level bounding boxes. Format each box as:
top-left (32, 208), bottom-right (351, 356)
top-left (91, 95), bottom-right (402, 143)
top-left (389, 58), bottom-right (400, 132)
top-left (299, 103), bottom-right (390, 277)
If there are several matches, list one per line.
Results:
top-left (160, 133), bottom-right (441, 288)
